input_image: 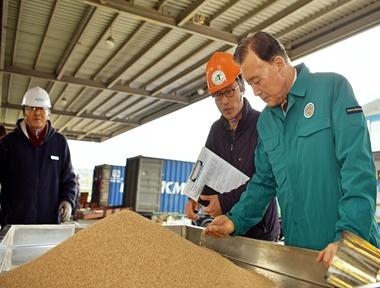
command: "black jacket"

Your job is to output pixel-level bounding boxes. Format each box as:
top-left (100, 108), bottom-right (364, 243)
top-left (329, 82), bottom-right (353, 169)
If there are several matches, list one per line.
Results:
top-left (0, 120), bottom-right (76, 226)
top-left (204, 98), bottom-right (280, 240)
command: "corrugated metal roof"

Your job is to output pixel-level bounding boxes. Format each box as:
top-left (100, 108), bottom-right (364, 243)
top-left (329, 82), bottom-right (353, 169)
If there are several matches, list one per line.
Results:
top-left (1, 0), bottom-right (380, 142)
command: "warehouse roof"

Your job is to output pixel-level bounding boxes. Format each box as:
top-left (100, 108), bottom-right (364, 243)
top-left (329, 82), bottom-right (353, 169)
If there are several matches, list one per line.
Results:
top-left (1, 0), bottom-right (380, 142)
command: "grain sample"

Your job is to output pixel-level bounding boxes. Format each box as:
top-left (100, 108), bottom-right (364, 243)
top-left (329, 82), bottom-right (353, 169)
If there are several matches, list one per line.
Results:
top-left (0, 210), bottom-right (275, 288)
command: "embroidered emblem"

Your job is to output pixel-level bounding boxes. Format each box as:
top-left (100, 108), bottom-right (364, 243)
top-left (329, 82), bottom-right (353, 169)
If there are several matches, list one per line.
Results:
top-left (304, 102), bottom-right (315, 118)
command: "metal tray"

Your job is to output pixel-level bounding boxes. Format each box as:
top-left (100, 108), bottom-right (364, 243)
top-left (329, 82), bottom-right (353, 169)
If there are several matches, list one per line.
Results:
top-left (164, 224), bottom-right (333, 288)
top-left (0, 224), bottom-right (75, 272)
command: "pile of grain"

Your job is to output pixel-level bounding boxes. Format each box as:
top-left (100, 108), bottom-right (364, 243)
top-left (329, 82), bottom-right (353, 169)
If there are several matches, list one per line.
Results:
top-left (0, 210), bottom-right (275, 288)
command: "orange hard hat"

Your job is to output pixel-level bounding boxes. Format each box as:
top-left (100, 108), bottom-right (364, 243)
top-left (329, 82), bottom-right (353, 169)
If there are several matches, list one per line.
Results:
top-left (206, 52), bottom-right (241, 94)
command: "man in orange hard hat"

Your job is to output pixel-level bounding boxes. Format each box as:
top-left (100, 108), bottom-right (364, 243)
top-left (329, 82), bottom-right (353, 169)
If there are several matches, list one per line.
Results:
top-left (185, 52), bottom-right (280, 241)
top-left (0, 87), bottom-right (76, 228)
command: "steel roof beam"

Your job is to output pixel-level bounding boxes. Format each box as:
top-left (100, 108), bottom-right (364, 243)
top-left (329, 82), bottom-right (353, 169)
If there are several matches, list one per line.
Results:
top-left (125, 33), bottom-right (192, 86)
top-left (84, 0), bottom-right (238, 45)
top-left (48, 81), bottom-right (86, 131)
top-left (176, 0), bottom-right (208, 26)
top-left (140, 40), bottom-right (213, 88)
top-left (140, 102), bottom-right (183, 124)
top-left (151, 44), bottom-right (231, 96)
top-left (106, 28), bottom-right (172, 88)
top-left (2, 102), bottom-right (139, 126)
top-left (1, 108), bottom-right (5, 123)
top-left (114, 99), bottom-right (160, 121)
top-left (107, 124), bottom-right (135, 139)
top-left (56, 6), bottom-right (97, 79)
top-left (52, 83), bottom-right (70, 106)
top-left (93, 21), bottom-right (145, 80)
top-left (0, 0), bottom-right (8, 70)
top-left (11, 0), bottom-right (24, 65)
top-left (73, 12), bottom-right (120, 78)
top-left (34, 0), bottom-right (59, 70)
top-left (275, 0), bottom-right (352, 39)
top-left (77, 121), bottom-right (114, 140)
top-left (66, 86), bottom-right (89, 111)
top-left (287, 0), bottom-right (380, 60)
top-left (58, 117), bottom-right (76, 133)
top-left (0, 0), bottom-right (8, 108)
top-left (6, 74), bottom-right (13, 103)
top-left (76, 90), bottom-right (107, 116)
top-left (63, 128), bottom-right (105, 139)
top-left (124, 34), bottom-right (193, 85)
top-left (155, 0), bottom-right (171, 11)
top-left (71, 119), bottom-right (102, 136)
top-left (87, 91), bottom-right (121, 116)
top-left (206, 0), bottom-right (240, 25)
top-left (46, 6), bottom-right (97, 106)
top-left (104, 97), bottom-right (137, 120)
top-left (108, 97), bottom-right (145, 121)
top-left (2, 65), bottom-right (189, 104)
top-left (240, 0), bottom-right (313, 38)
top-left (228, 0), bottom-right (276, 32)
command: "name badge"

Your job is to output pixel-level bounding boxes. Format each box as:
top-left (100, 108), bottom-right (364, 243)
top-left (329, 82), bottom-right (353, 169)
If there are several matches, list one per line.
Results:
top-left (51, 155), bottom-right (59, 161)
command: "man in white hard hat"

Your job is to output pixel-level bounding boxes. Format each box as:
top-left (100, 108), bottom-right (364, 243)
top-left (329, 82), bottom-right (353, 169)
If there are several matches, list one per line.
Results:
top-left (0, 87), bottom-right (76, 228)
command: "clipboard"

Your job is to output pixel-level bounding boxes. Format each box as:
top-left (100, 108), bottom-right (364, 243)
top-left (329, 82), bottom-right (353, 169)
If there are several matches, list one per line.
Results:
top-left (183, 147), bottom-right (250, 201)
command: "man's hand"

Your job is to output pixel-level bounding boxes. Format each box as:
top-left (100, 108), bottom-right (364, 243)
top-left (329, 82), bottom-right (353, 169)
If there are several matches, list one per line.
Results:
top-left (59, 201), bottom-right (72, 223)
top-left (185, 199), bottom-right (200, 221)
top-left (203, 215), bottom-right (235, 238)
top-left (200, 195), bottom-right (222, 217)
top-left (316, 241), bottom-right (339, 268)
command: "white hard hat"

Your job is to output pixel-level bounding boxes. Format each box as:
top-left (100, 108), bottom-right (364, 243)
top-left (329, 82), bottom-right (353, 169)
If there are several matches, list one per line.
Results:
top-left (21, 87), bottom-right (52, 108)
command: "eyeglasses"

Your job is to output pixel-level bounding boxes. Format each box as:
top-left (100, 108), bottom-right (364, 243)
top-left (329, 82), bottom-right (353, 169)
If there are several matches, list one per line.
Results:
top-left (212, 85), bottom-right (239, 101)
top-left (25, 106), bottom-right (49, 112)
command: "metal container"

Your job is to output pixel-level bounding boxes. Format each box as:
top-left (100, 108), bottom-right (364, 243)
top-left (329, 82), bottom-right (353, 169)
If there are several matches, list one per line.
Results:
top-left (123, 156), bottom-right (194, 214)
top-left (165, 225), bottom-right (331, 288)
top-left (91, 165), bottom-right (125, 207)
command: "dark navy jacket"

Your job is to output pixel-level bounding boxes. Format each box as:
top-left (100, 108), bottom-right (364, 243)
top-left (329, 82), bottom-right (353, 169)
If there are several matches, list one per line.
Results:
top-left (204, 98), bottom-right (280, 240)
top-left (0, 120), bottom-right (76, 226)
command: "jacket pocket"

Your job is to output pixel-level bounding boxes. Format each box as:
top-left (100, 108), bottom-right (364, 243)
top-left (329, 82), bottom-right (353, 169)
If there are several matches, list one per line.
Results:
top-left (262, 135), bottom-right (279, 152)
top-left (262, 135), bottom-right (282, 171)
top-left (297, 116), bottom-right (331, 137)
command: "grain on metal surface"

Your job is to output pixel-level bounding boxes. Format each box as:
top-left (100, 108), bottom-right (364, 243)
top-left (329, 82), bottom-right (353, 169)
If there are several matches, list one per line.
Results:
top-left (0, 210), bottom-right (275, 288)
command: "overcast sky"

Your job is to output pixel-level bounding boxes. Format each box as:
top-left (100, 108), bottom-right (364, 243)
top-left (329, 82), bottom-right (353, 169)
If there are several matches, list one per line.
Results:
top-left (68, 25), bottom-right (380, 171)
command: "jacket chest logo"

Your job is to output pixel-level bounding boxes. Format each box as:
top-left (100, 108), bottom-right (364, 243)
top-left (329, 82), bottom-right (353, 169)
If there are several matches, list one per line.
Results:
top-left (304, 102), bottom-right (315, 118)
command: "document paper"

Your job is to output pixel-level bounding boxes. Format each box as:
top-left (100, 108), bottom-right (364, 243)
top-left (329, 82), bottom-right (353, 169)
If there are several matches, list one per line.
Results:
top-left (183, 147), bottom-right (250, 201)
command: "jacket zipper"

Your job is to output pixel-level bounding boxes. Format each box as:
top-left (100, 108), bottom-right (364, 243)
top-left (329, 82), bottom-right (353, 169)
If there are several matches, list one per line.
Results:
top-left (34, 147), bottom-right (38, 223)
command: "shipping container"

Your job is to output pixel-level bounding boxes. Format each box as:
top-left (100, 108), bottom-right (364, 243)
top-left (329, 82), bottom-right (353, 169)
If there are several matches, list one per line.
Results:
top-left (123, 156), bottom-right (194, 214)
top-left (160, 159), bottom-right (194, 213)
top-left (91, 165), bottom-right (125, 207)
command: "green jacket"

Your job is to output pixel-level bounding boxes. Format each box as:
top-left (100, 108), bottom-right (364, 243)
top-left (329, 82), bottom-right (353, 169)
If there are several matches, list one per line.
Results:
top-left (228, 63), bottom-right (380, 250)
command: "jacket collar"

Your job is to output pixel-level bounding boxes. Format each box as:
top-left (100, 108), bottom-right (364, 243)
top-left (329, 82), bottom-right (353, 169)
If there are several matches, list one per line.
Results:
top-left (16, 119), bottom-right (54, 143)
top-left (289, 63), bottom-right (309, 98)
top-left (271, 63), bottom-right (309, 118)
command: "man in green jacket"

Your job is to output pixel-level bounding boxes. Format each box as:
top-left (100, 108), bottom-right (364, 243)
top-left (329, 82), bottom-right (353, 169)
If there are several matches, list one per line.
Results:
top-left (204, 31), bottom-right (380, 267)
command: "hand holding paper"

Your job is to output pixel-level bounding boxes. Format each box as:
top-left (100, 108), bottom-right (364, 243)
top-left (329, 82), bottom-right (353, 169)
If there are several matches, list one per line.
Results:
top-left (183, 147), bottom-right (250, 201)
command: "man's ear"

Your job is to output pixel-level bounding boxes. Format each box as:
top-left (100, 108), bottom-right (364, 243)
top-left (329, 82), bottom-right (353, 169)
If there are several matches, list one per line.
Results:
top-left (273, 56), bottom-right (285, 72)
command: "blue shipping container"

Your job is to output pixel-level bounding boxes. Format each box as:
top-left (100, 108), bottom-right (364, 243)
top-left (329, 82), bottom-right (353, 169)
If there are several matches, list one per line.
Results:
top-left (95, 165), bottom-right (125, 207)
top-left (160, 159), bottom-right (194, 213)
top-left (108, 165), bottom-right (126, 207)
